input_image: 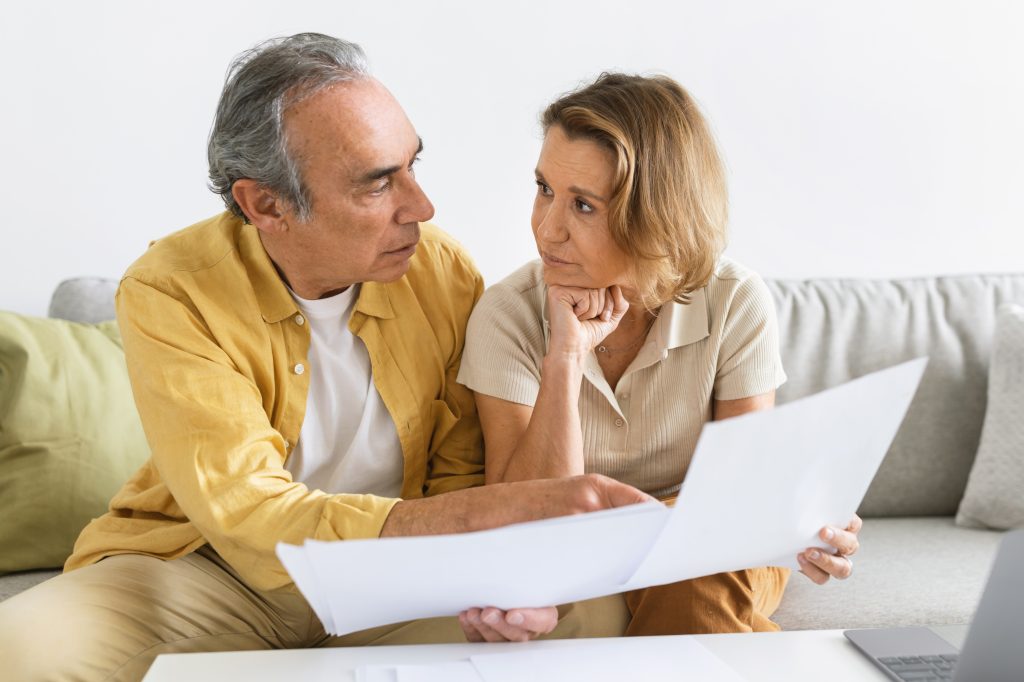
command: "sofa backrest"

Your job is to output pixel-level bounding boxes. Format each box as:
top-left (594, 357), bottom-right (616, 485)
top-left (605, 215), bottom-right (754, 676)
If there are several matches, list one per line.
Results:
top-left (50, 273), bottom-right (1024, 518)
top-left (767, 274), bottom-right (1024, 517)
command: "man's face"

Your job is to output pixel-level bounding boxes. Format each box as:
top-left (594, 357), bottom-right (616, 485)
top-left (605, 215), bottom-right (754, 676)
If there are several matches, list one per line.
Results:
top-left (275, 78), bottom-right (433, 295)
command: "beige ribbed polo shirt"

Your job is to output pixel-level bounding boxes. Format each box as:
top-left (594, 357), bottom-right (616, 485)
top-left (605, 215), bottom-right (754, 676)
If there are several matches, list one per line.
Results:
top-left (457, 257), bottom-right (787, 499)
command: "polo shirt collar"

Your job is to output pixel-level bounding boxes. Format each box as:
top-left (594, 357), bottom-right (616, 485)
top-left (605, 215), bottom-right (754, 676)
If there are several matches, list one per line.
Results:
top-left (658, 286), bottom-right (710, 352)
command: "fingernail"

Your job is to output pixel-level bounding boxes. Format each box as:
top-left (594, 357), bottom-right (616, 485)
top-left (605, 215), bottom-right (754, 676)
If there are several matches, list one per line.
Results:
top-left (507, 612), bottom-right (524, 626)
top-left (483, 611), bottom-right (499, 625)
top-left (809, 550), bottom-right (820, 559)
top-left (825, 528), bottom-right (835, 540)
top-left (797, 554), bottom-right (807, 564)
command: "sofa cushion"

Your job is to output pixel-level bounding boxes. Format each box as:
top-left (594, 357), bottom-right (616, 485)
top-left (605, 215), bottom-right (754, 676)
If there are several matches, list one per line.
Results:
top-left (48, 277), bottom-right (118, 323)
top-left (956, 303), bottom-right (1024, 529)
top-left (0, 311), bottom-right (150, 573)
top-left (768, 274), bottom-right (1024, 516)
top-left (772, 517), bottom-right (1003, 630)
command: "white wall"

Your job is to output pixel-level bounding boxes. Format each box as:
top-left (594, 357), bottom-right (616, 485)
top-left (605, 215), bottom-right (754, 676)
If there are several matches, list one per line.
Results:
top-left (2, 0), bottom-right (1022, 316)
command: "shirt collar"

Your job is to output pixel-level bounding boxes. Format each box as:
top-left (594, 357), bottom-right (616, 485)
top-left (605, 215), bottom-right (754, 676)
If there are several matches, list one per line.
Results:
top-left (239, 223), bottom-right (299, 324)
top-left (658, 286), bottom-right (710, 351)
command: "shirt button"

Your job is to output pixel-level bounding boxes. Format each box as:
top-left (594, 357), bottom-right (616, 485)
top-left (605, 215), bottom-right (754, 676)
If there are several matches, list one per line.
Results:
top-left (293, 363), bottom-right (305, 375)
top-left (621, 393), bottom-right (630, 400)
top-left (294, 314), bottom-right (305, 326)
top-left (614, 418), bottom-right (625, 428)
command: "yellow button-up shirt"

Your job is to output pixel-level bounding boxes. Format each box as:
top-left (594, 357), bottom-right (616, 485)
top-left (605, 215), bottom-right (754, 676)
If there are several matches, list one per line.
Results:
top-left (66, 212), bottom-right (484, 590)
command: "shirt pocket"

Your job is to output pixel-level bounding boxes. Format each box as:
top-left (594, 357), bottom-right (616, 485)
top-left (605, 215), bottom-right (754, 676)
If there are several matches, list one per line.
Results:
top-left (426, 398), bottom-right (460, 457)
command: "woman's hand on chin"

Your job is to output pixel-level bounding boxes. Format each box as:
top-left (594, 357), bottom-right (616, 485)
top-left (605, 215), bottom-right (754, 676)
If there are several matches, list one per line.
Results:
top-left (546, 284), bottom-right (629, 358)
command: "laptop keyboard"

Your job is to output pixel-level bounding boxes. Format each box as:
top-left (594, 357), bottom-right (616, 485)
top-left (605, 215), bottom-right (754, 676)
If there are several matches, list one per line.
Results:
top-left (878, 654), bottom-right (959, 680)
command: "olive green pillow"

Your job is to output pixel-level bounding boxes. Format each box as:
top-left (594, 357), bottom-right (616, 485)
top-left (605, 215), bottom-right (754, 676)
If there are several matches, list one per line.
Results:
top-left (0, 311), bottom-right (150, 573)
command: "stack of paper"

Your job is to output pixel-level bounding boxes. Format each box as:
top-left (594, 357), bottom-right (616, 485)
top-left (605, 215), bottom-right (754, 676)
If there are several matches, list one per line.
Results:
top-left (278, 358), bottom-right (927, 636)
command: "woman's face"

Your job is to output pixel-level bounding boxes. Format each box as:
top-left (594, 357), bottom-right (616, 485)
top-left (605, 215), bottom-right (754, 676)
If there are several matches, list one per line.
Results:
top-left (531, 125), bottom-right (634, 291)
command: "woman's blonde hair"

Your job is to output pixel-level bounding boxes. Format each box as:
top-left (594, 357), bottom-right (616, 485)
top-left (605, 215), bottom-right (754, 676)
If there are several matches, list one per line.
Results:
top-left (542, 72), bottom-right (728, 307)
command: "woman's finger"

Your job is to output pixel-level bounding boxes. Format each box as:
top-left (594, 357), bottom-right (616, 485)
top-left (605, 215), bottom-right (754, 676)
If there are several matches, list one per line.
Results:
top-left (803, 547), bottom-right (853, 580)
top-left (819, 525), bottom-right (859, 556)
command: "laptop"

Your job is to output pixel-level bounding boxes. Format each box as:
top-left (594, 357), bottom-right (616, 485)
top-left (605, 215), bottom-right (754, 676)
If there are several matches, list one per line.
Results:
top-left (845, 529), bottom-right (1024, 682)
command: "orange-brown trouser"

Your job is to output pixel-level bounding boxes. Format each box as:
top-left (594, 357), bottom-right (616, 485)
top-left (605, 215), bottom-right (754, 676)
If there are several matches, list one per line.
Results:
top-left (624, 567), bottom-right (791, 636)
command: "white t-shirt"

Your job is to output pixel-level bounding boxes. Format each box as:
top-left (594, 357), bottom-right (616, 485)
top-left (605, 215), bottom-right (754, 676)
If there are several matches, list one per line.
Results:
top-left (285, 284), bottom-right (405, 497)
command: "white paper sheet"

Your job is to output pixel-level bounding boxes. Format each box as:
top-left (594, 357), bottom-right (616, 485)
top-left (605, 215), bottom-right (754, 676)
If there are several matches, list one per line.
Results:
top-left (276, 359), bottom-right (926, 636)
top-left (299, 502), bottom-right (671, 634)
top-left (469, 637), bottom-right (746, 682)
top-left (624, 357), bottom-right (927, 588)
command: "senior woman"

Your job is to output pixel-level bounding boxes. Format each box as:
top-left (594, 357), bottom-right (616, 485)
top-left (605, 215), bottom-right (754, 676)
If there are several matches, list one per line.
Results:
top-left (455, 73), bottom-right (861, 642)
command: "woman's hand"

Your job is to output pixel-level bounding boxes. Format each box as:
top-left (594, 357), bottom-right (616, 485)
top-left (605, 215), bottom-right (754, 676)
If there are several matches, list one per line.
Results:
top-left (546, 284), bottom-right (628, 359)
top-left (797, 514), bottom-right (862, 584)
top-left (458, 606), bottom-right (559, 642)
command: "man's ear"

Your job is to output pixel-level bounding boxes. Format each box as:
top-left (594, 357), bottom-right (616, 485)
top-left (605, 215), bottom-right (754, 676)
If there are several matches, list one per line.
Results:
top-left (232, 180), bottom-right (289, 235)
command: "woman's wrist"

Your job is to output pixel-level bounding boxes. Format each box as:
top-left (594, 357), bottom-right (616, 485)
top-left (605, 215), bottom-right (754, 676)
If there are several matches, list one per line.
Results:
top-left (542, 349), bottom-right (588, 375)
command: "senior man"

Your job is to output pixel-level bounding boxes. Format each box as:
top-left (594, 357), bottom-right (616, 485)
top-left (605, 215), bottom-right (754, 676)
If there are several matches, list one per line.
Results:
top-left (0, 33), bottom-right (648, 681)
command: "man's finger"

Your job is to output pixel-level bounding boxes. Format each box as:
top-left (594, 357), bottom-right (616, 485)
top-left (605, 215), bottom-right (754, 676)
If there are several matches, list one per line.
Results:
top-left (479, 608), bottom-right (536, 642)
top-left (505, 607), bottom-right (559, 636)
top-left (472, 608), bottom-right (510, 642)
top-left (594, 476), bottom-right (655, 508)
top-left (459, 610), bottom-right (485, 643)
top-left (847, 514), bottom-right (863, 533)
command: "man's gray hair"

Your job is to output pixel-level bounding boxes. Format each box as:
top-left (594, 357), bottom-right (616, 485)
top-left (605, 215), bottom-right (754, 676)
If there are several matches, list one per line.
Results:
top-left (207, 33), bottom-right (369, 222)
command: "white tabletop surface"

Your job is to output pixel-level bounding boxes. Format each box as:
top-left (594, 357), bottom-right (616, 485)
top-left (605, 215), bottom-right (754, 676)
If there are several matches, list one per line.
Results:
top-left (142, 626), bottom-right (968, 681)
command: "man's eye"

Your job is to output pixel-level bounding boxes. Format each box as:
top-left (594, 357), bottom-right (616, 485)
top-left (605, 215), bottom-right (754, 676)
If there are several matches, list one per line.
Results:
top-left (371, 179), bottom-right (391, 195)
top-left (535, 180), bottom-right (552, 196)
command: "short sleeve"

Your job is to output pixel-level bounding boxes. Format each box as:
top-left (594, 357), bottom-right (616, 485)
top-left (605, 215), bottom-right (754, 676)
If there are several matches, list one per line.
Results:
top-left (457, 281), bottom-right (546, 407)
top-left (713, 272), bottom-right (788, 400)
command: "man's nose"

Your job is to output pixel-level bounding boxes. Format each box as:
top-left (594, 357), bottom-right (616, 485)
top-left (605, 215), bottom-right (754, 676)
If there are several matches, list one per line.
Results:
top-left (397, 176), bottom-right (435, 225)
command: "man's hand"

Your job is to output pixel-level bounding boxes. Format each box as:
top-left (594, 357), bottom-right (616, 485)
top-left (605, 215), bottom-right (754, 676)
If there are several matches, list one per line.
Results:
top-left (797, 514), bottom-right (862, 584)
top-left (458, 606), bottom-right (559, 643)
top-left (380, 474), bottom-right (653, 537)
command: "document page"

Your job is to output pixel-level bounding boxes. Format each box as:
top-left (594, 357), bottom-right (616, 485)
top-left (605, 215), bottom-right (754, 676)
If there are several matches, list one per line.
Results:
top-left (277, 359), bottom-right (926, 635)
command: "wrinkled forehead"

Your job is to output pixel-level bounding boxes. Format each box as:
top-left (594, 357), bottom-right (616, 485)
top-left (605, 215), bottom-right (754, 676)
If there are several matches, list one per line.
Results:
top-left (283, 78), bottom-right (419, 178)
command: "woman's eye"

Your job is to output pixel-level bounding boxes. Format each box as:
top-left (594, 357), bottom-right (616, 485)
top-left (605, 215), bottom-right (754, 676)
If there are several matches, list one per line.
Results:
top-left (575, 198), bottom-right (593, 214)
top-left (535, 180), bottom-right (552, 196)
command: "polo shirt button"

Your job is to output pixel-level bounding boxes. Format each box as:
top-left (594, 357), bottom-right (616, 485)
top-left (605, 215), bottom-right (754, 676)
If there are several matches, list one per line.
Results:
top-left (293, 363), bottom-right (305, 375)
top-left (294, 314), bottom-right (305, 326)
top-left (621, 393), bottom-right (630, 399)
top-left (614, 418), bottom-right (625, 428)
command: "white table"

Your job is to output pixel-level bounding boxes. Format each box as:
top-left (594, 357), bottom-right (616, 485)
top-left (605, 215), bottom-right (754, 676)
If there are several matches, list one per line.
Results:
top-left (143, 625), bottom-right (967, 681)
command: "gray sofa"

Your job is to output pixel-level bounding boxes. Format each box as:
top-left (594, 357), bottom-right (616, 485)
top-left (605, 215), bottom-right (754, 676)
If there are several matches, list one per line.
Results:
top-left (3, 272), bottom-right (1023, 632)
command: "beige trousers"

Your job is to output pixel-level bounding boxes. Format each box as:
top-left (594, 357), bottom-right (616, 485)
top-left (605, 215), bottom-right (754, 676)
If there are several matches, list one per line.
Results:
top-left (0, 547), bottom-right (629, 682)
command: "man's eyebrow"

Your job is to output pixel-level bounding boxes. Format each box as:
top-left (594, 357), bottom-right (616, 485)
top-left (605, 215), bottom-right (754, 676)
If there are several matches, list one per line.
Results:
top-left (354, 138), bottom-right (424, 185)
top-left (534, 170), bottom-right (608, 204)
